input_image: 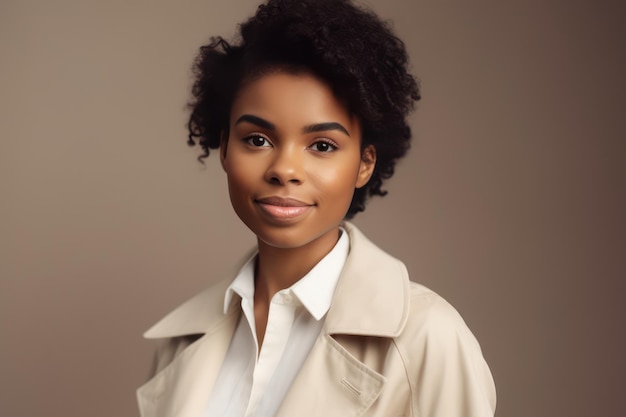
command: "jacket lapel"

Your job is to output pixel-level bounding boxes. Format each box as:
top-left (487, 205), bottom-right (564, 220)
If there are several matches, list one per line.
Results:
top-left (137, 279), bottom-right (242, 417)
top-left (276, 333), bottom-right (385, 417)
top-left (276, 222), bottom-right (410, 416)
top-left (137, 308), bottom-right (240, 417)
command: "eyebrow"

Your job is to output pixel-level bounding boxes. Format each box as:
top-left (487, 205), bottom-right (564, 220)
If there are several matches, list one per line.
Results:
top-left (234, 114), bottom-right (275, 130)
top-left (235, 114), bottom-right (350, 137)
top-left (303, 122), bottom-right (350, 136)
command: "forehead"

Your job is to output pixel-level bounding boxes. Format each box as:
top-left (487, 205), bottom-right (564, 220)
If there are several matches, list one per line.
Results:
top-left (230, 71), bottom-right (357, 129)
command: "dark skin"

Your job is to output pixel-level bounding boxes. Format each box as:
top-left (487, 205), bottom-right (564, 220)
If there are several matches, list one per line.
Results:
top-left (220, 72), bottom-right (376, 348)
top-left (252, 229), bottom-right (340, 347)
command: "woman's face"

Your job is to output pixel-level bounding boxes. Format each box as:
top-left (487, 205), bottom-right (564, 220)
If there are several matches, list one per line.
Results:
top-left (221, 71), bottom-right (375, 251)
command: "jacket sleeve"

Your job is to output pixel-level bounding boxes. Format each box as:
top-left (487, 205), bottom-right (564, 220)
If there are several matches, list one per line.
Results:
top-left (398, 291), bottom-right (497, 417)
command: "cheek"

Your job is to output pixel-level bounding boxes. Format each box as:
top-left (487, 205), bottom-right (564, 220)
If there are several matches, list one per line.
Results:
top-left (225, 152), bottom-right (258, 185)
top-left (309, 160), bottom-right (361, 199)
top-left (225, 162), bottom-right (255, 204)
top-left (227, 173), bottom-right (253, 200)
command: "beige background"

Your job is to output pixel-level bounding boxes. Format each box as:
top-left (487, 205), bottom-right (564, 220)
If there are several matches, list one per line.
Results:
top-left (1, 0), bottom-right (624, 416)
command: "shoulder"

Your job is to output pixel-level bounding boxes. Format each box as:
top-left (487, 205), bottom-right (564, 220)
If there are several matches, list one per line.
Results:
top-left (343, 222), bottom-right (486, 354)
top-left (401, 282), bottom-right (481, 347)
top-left (393, 282), bottom-right (497, 415)
top-left (397, 281), bottom-right (489, 370)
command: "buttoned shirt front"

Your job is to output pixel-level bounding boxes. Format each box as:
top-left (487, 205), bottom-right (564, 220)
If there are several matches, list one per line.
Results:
top-left (203, 229), bottom-right (349, 417)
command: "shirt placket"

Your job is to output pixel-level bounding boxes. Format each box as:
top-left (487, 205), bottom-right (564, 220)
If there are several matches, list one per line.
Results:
top-left (245, 291), bottom-right (297, 417)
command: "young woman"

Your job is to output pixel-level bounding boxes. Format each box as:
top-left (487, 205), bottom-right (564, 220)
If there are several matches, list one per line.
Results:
top-left (137, 1), bottom-right (496, 416)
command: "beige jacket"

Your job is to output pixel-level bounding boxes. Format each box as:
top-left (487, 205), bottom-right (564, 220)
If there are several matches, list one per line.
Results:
top-left (137, 222), bottom-right (496, 417)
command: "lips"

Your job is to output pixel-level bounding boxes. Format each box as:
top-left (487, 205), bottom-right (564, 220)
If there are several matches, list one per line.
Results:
top-left (255, 196), bottom-right (313, 220)
top-left (256, 196), bottom-right (311, 207)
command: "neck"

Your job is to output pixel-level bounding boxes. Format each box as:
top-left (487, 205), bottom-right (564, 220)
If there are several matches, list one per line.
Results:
top-left (254, 227), bottom-right (340, 304)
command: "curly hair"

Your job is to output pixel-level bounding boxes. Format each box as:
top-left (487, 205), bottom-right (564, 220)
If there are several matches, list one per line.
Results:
top-left (187, 0), bottom-right (420, 218)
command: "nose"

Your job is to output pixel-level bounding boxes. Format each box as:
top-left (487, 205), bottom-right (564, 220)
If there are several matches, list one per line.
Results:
top-left (264, 145), bottom-right (305, 185)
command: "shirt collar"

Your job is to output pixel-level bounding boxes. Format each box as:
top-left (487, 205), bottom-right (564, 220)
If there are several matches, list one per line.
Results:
top-left (143, 222), bottom-right (410, 339)
top-left (223, 253), bottom-right (256, 314)
top-left (223, 228), bottom-right (349, 321)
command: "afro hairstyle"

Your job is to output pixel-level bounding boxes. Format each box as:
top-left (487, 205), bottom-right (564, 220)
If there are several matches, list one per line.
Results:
top-left (187, 0), bottom-right (420, 218)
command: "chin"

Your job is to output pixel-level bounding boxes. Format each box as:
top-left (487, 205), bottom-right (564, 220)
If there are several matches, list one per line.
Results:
top-left (254, 226), bottom-right (316, 249)
top-left (250, 222), bottom-right (340, 251)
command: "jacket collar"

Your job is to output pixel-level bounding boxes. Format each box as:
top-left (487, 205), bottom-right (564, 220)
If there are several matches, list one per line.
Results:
top-left (143, 222), bottom-right (410, 339)
top-left (324, 222), bottom-right (410, 337)
top-left (143, 277), bottom-right (237, 339)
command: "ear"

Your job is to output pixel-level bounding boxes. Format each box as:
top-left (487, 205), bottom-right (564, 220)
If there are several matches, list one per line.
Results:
top-left (356, 145), bottom-right (376, 188)
top-left (219, 132), bottom-right (228, 172)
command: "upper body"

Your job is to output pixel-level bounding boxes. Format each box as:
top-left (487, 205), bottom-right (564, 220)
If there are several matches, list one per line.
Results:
top-left (140, 1), bottom-right (496, 415)
top-left (137, 222), bottom-right (496, 417)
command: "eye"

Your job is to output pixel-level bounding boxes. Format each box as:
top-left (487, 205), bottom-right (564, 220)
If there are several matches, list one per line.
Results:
top-left (245, 135), bottom-right (271, 147)
top-left (309, 140), bottom-right (337, 153)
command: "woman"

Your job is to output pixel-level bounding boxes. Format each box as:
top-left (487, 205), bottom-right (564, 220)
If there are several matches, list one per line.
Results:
top-left (137, 1), bottom-right (496, 416)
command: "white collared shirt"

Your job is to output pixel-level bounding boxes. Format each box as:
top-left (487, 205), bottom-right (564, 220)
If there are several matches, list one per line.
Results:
top-left (203, 229), bottom-right (349, 417)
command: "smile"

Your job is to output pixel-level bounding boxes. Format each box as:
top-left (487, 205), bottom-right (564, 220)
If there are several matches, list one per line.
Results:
top-left (255, 196), bottom-right (314, 220)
